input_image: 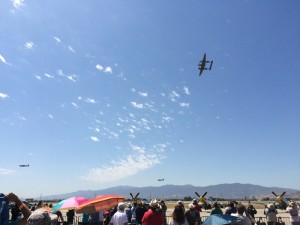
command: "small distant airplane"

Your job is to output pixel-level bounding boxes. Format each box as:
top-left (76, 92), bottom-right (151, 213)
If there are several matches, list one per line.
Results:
top-left (19, 164), bottom-right (29, 167)
top-left (198, 53), bottom-right (213, 76)
top-left (157, 178), bottom-right (164, 181)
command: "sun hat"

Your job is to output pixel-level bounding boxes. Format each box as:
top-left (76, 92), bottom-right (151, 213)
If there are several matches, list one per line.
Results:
top-left (118, 202), bottom-right (125, 211)
top-left (189, 203), bottom-right (195, 209)
top-left (27, 209), bottom-right (57, 225)
top-left (149, 199), bottom-right (159, 208)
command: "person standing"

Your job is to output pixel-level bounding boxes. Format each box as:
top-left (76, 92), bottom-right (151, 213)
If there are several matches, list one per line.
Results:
top-left (246, 204), bottom-right (257, 225)
top-left (169, 204), bottom-right (188, 225)
top-left (67, 209), bottom-right (75, 225)
top-left (265, 204), bottom-right (277, 225)
top-left (286, 201), bottom-right (300, 225)
top-left (142, 199), bottom-right (163, 225)
top-left (210, 202), bottom-right (223, 215)
top-left (135, 201), bottom-right (147, 225)
top-left (159, 201), bottom-right (168, 225)
top-left (109, 202), bottom-right (128, 225)
top-left (5, 193), bottom-right (32, 225)
top-left (231, 203), bottom-right (251, 225)
top-left (184, 203), bottom-right (200, 225)
top-left (125, 203), bottom-right (132, 223)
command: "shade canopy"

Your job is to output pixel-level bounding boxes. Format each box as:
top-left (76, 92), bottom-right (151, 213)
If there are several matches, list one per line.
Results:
top-left (52, 197), bottom-right (88, 211)
top-left (75, 195), bottom-right (125, 214)
top-left (202, 214), bottom-right (238, 225)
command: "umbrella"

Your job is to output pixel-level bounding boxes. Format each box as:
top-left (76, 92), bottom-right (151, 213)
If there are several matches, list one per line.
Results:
top-left (202, 214), bottom-right (238, 225)
top-left (52, 197), bottom-right (88, 211)
top-left (75, 195), bottom-right (125, 214)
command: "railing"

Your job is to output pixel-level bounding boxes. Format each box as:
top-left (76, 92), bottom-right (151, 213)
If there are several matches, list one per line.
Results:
top-left (70, 216), bottom-right (292, 225)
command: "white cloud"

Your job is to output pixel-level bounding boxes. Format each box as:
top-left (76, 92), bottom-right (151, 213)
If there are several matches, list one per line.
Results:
top-left (85, 98), bottom-right (96, 104)
top-left (130, 102), bottom-right (143, 109)
top-left (96, 64), bottom-right (103, 71)
top-left (162, 116), bottom-right (173, 122)
top-left (68, 45), bottom-right (75, 53)
top-left (24, 41), bottom-right (34, 49)
top-left (48, 114), bottom-right (54, 119)
top-left (104, 67), bottom-right (112, 73)
top-left (71, 102), bottom-right (79, 109)
top-left (44, 73), bottom-right (54, 78)
top-left (57, 69), bottom-right (65, 76)
top-left (0, 54), bottom-right (11, 65)
top-left (11, 0), bottom-right (24, 8)
top-left (90, 136), bottom-right (100, 142)
top-left (0, 93), bottom-right (9, 99)
top-left (35, 75), bottom-right (42, 80)
top-left (0, 168), bottom-right (14, 175)
top-left (183, 86), bottom-right (190, 95)
top-left (179, 102), bottom-right (189, 108)
top-left (138, 92), bottom-right (148, 97)
top-left (54, 37), bottom-right (61, 43)
top-left (169, 90), bottom-right (180, 102)
top-left (67, 74), bottom-right (77, 82)
top-left (81, 151), bottom-right (161, 182)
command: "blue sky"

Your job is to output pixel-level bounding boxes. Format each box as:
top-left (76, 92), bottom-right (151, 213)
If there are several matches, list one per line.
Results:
top-left (1, 0), bottom-right (300, 198)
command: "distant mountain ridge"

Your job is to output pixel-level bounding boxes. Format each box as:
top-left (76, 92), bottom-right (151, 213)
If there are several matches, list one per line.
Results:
top-left (38, 183), bottom-right (300, 200)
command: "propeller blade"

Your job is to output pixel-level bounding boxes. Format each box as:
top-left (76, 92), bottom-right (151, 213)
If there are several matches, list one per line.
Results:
top-left (272, 192), bottom-right (277, 196)
top-left (280, 192), bottom-right (286, 197)
top-left (202, 192), bottom-right (207, 197)
top-left (135, 193), bottom-right (140, 198)
top-left (130, 193), bottom-right (134, 198)
top-left (195, 192), bottom-right (200, 197)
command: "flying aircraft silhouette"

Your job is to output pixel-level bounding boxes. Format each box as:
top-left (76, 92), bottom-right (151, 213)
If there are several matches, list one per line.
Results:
top-left (19, 164), bottom-right (29, 167)
top-left (198, 53), bottom-right (213, 76)
top-left (157, 178), bottom-right (164, 181)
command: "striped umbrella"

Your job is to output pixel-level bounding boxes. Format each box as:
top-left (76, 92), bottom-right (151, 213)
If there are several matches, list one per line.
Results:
top-left (52, 197), bottom-right (88, 211)
top-left (75, 195), bottom-right (125, 214)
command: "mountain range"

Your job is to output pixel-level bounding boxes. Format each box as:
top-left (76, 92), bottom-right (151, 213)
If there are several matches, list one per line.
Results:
top-left (39, 183), bottom-right (300, 200)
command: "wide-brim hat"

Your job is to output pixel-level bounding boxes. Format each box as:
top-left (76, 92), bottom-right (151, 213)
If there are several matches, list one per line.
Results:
top-left (149, 199), bottom-right (159, 208)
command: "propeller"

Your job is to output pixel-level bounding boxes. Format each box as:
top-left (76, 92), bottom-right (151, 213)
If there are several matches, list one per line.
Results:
top-left (272, 191), bottom-right (286, 203)
top-left (130, 192), bottom-right (140, 202)
top-left (195, 192), bottom-right (207, 205)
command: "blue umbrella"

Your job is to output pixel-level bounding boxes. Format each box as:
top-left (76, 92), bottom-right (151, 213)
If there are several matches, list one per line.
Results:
top-left (202, 214), bottom-right (238, 225)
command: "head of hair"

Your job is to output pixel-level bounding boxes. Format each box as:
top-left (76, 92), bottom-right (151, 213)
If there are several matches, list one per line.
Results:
top-left (236, 203), bottom-right (246, 215)
top-left (172, 205), bottom-right (186, 224)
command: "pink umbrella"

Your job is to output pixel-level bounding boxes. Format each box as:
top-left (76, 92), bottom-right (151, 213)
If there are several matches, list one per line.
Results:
top-left (52, 197), bottom-right (88, 211)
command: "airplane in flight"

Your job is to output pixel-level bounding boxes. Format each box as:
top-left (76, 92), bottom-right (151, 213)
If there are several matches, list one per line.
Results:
top-left (198, 53), bottom-right (213, 76)
top-left (19, 164), bottom-right (29, 167)
top-left (157, 178), bottom-right (164, 181)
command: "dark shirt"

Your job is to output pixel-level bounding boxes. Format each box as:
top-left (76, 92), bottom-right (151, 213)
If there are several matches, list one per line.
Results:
top-left (66, 210), bottom-right (75, 224)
